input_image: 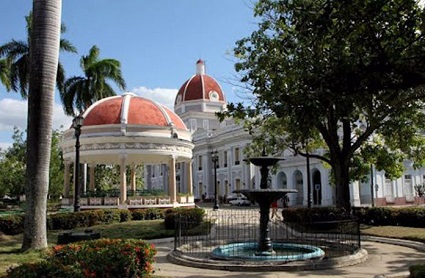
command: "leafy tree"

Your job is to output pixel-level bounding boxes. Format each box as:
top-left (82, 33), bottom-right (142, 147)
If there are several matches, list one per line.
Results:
top-left (0, 11), bottom-right (76, 98)
top-left (0, 128), bottom-right (65, 200)
top-left (23, 0), bottom-right (62, 251)
top-left (0, 128), bottom-right (26, 197)
top-left (93, 164), bottom-right (144, 192)
top-left (60, 45), bottom-right (126, 116)
top-left (226, 0), bottom-right (425, 210)
top-left (48, 129), bottom-right (65, 199)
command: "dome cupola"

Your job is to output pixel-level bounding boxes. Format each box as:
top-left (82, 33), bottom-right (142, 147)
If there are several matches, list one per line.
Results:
top-left (174, 60), bottom-right (226, 115)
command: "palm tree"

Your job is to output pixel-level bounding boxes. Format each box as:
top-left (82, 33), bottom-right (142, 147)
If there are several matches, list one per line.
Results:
top-left (22, 0), bottom-right (62, 251)
top-left (0, 11), bottom-right (76, 98)
top-left (60, 45), bottom-right (126, 116)
top-left (0, 59), bottom-right (11, 90)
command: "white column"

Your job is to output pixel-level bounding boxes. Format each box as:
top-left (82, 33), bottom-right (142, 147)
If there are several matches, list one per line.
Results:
top-left (187, 160), bottom-right (193, 196)
top-left (89, 164), bottom-right (95, 191)
top-left (120, 156), bottom-right (127, 204)
top-left (350, 181), bottom-right (361, 207)
top-left (130, 165), bottom-right (136, 192)
top-left (169, 156), bottom-right (177, 204)
top-left (83, 163), bottom-right (87, 193)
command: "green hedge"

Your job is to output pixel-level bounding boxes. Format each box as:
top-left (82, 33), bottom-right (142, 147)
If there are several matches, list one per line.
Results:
top-left (281, 207), bottom-right (353, 222)
top-left (0, 208), bottom-right (168, 235)
top-left (410, 264), bottom-right (425, 278)
top-left (281, 207), bottom-right (425, 228)
top-left (353, 207), bottom-right (425, 227)
top-left (164, 207), bottom-right (205, 229)
top-left (0, 215), bottom-right (24, 235)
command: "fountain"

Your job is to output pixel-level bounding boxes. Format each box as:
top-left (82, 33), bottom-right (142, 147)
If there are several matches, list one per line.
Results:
top-left (212, 149), bottom-right (324, 261)
top-left (168, 149), bottom-right (367, 270)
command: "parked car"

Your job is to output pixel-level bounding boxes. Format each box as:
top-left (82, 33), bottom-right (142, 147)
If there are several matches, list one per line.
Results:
top-left (229, 197), bottom-right (251, 206)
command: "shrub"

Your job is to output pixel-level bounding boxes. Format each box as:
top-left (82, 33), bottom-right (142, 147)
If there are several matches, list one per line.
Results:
top-left (6, 238), bottom-right (157, 278)
top-left (0, 215), bottom-right (24, 235)
top-left (118, 209), bottom-right (132, 222)
top-left (164, 207), bottom-right (205, 230)
top-left (50, 210), bottom-right (122, 230)
top-left (131, 209), bottom-right (146, 220)
top-left (353, 207), bottom-right (425, 228)
top-left (281, 207), bottom-right (352, 223)
top-left (410, 264), bottom-right (425, 278)
top-left (6, 260), bottom-right (83, 278)
top-left (143, 208), bottom-right (164, 220)
top-left (414, 184), bottom-right (425, 197)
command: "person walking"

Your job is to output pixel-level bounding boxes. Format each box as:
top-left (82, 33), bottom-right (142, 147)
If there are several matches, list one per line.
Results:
top-left (271, 200), bottom-right (281, 220)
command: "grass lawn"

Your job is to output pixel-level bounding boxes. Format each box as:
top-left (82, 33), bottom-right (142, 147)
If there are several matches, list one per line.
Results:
top-left (0, 221), bottom-right (423, 276)
top-left (360, 225), bottom-right (425, 243)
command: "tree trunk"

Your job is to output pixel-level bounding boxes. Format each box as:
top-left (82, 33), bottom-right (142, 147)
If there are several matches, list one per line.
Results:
top-left (22, 0), bottom-right (62, 251)
top-left (333, 160), bottom-right (351, 212)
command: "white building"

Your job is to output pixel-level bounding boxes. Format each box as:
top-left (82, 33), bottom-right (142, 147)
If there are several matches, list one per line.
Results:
top-left (148, 60), bottom-right (425, 207)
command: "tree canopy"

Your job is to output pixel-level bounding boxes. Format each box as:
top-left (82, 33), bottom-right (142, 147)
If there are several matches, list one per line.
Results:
top-left (0, 12), bottom-right (76, 98)
top-left (60, 45), bottom-right (126, 116)
top-left (0, 128), bottom-right (64, 200)
top-left (225, 0), bottom-right (425, 209)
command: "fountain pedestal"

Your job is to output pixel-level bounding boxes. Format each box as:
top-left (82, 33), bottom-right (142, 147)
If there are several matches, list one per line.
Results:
top-left (235, 189), bottom-right (296, 255)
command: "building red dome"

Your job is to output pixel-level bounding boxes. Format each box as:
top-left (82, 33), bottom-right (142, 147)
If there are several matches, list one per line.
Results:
top-left (174, 60), bottom-right (225, 105)
top-left (83, 93), bottom-right (187, 130)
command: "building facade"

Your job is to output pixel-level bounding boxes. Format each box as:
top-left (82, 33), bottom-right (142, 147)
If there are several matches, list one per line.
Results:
top-left (148, 60), bottom-right (425, 207)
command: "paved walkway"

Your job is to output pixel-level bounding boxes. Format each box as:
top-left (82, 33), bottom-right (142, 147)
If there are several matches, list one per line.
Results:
top-left (148, 207), bottom-right (425, 277)
top-left (149, 237), bottom-right (425, 278)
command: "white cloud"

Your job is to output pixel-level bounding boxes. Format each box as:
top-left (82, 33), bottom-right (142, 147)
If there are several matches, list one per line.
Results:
top-left (0, 98), bottom-right (28, 131)
top-left (0, 97), bottom-right (73, 147)
top-left (130, 86), bottom-right (177, 109)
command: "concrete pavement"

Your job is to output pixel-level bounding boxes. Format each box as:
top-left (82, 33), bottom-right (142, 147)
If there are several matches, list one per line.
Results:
top-left (149, 236), bottom-right (425, 278)
top-left (148, 206), bottom-right (425, 277)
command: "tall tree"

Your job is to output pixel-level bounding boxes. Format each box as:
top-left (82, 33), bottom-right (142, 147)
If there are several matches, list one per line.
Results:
top-left (22, 0), bottom-right (62, 251)
top-left (0, 128), bottom-right (64, 199)
top-left (0, 11), bottom-right (76, 98)
top-left (0, 128), bottom-right (26, 198)
top-left (60, 45), bottom-right (126, 116)
top-left (0, 59), bottom-right (11, 90)
top-left (226, 0), bottom-right (425, 210)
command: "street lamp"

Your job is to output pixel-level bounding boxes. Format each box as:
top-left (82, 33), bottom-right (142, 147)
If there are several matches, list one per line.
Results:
top-left (73, 115), bottom-right (84, 212)
top-left (211, 151), bottom-right (219, 210)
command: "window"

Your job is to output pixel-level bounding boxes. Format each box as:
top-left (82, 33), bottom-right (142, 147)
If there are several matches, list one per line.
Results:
top-left (198, 155), bottom-right (202, 171)
top-left (203, 119), bottom-right (209, 130)
top-left (190, 119), bottom-right (197, 131)
top-left (404, 174), bottom-right (413, 201)
top-left (235, 179), bottom-right (241, 190)
top-left (223, 151), bottom-right (228, 167)
top-left (234, 147), bottom-right (240, 165)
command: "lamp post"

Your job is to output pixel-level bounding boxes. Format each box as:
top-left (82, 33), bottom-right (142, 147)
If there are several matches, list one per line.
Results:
top-left (306, 151), bottom-right (312, 208)
top-left (73, 115), bottom-right (84, 212)
top-left (370, 164), bottom-right (375, 207)
top-left (211, 151), bottom-right (219, 210)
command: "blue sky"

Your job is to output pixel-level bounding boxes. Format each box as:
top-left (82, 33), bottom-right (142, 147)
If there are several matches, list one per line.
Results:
top-left (0, 0), bottom-right (257, 149)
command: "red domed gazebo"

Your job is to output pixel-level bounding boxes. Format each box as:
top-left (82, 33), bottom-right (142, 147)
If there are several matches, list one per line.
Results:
top-left (61, 93), bottom-right (194, 209)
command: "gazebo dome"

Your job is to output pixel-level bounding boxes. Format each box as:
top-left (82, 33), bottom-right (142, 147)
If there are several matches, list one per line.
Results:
top-left (84, 93), bottom-right (187, 130)
top-left (61, 93), bottom-right (193, 166)
top-left (174, 59), bottom-right (226, 106)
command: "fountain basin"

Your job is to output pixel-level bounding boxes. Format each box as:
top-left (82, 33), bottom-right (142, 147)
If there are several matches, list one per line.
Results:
top-left (212, 242), bottom-right (325, 261)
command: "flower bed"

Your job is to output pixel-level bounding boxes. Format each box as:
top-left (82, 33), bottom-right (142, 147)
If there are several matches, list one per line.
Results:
top-left (6, 238), bottom-right (157, 278)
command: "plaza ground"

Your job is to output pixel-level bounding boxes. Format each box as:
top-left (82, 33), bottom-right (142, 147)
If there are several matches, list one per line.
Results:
top-left (149, 205), bottom-right (425, 278)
